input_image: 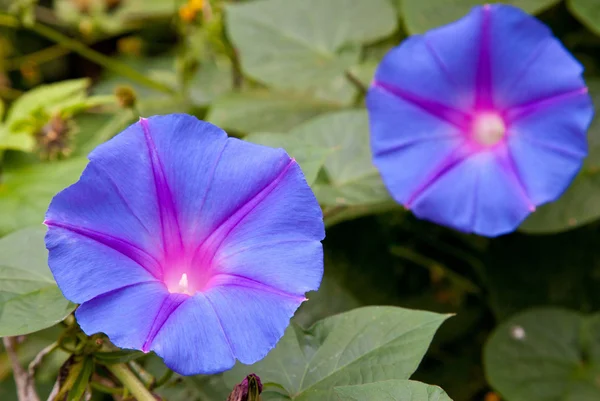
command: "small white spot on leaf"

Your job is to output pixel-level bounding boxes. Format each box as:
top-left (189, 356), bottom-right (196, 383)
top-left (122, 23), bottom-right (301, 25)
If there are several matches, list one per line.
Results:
top-left (510, 325), bottom-right (526, 340)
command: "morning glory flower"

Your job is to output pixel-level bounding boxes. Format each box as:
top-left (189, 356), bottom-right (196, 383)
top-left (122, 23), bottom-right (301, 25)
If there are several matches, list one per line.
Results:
top-left (367, 4), bottom-right (594, 236)
top-left (44, 114), bottom-right (324, 375)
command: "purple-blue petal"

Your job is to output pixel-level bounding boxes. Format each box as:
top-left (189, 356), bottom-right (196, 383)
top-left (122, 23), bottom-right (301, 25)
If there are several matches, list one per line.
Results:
top-left (76, 282), bottom-right (169, 350)
top-left (136, 115), bottom-right (228, 249)
top-left (45, 225), bottom-right (158, 303)
top-left (487, 5), bottom-right (586, 109)
top-left (150, 293), bottom-right (235, 375)
top-left (367, 86), bottom-right (464, 206)
top-left (373, 35), bottom-right (470, 112)
top-left (410, 150), bottom-right (533, 236)
top-left (213, 161), bottom-right (324, 295)
top-left (192, 139), bottom-right (292, 244)
top-left (204, 281), bottom-right (303, 365)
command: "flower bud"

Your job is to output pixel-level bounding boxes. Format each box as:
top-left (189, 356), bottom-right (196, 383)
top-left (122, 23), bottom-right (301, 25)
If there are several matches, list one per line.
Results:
top-left (227, 374), bottom-right (263, 401)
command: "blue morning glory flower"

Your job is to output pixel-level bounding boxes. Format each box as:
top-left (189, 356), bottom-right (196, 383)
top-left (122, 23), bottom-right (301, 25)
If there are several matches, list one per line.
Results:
top-left (44, 114), bottom-right (324, 375)
top-left (367, 4), bottom-right (594, 236)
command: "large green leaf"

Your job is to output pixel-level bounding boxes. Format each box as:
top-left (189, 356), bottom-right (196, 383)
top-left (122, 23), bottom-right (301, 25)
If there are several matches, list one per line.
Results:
top-left (568, 0), bottom-right (600, 36)
top-left (226, 0), bottom-right (397, 103)
top-left (520, 80), bottom-right (600, 233)
top-left (206, 90), bottom-right (339, 134)
top-left (0, 158), bottom-right (87, 235)
top-left (484, 308), bottom-right (600, 401)
top-left (335, 380), bottom-right (453, 401)
top-left (291, 110), bottom-right (391, 206)
top-left (401, 0), bottom-right (561, 34)
top-left (0, 227), bottom-right (75, 336)
top-left (224, 306), bottom-right (450, 401)
top-left (188, 57), bottom-right (234, 107)
top-left (246, 132), bottom-right (334, 185)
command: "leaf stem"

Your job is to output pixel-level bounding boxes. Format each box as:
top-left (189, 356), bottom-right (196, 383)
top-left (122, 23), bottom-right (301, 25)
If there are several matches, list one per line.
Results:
top-left (105, 363), bottom-right (156, 401)
top-left (5, 44), bottom-right (71, 71)
top-left (0, 13), bottom-right (176, 95)
top-left (90, 381), bottom-right (124, 395)
top-left (344, 70), bottom-right (367, 95)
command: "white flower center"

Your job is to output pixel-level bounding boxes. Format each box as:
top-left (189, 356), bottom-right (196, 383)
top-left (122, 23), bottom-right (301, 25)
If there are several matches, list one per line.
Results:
top-left (176, 273), bottom-right (192, 295)
top-left (472, 113), bottom-right (506, 146)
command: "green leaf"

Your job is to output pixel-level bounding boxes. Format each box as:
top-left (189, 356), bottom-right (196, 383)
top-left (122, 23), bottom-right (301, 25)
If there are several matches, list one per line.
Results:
top-left (401, 0), bottom-right (561, 34)
top-left (226, 0), bottom-right (397, 104)
top-left (0, 157), bottom-right (87, 236)
top-left (290, 110), bottom-right (391, 206)
top-left (520, 80), bottom-right (600, 233)
top-left (206, 90), bottom-right (339, 133)
top-left (484, 308), bottom-right (600, 401)
top-left (224, 306), bottom-right (450, 401)
top-left (5, 79), bottom-right (90, 128)
top-left (68, 357), bottom-right (94, 401)
top-left (568, 0), bottom-right (600, 36)
top-left (335, 380), bottom-right (453, 401)
top-left (0, 79), bottom-right (114, 152)
top-left (246, 132), bottom-right (334, 185)
top-left (0, 227), bottom-right (75, 336)
top-left (189, 57), bottom-right (235, 107)
top-left (0, 126), bottom-right (35, 152)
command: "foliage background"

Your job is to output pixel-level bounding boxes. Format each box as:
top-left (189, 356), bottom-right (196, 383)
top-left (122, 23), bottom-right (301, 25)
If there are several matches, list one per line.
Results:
top-left (1, 0), bottom-right (600, 400)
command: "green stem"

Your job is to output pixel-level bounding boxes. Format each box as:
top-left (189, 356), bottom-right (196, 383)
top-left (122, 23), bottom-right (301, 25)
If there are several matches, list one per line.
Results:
top-left (0, 13), bottom-right (175, 95)
top-left (90, 381), bottom-right (124, 395)
top-left (5, 44), bottom-right (71, 71)
top-left (153, 368), bottom-right (173, 389)
top-left (106, 363), bottom-right (156, 401)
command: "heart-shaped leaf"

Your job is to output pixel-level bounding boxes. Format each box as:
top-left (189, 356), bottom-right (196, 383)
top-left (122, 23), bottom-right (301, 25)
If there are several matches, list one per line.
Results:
top-left (224, 306), bottom-right (450, 401)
